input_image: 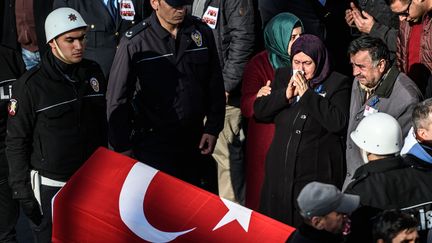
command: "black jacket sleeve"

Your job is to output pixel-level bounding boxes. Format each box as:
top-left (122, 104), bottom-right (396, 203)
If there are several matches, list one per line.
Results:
top-left (253, 67), bottom-right (290, 122)
top-left (6, 73), bottom-right (37, 199)
top-left (199, 22), bottom-right (226, 136)
top-left (221, 0), bottom-right (255, 93)
top-left (106, 39), bottom-right (136, 152)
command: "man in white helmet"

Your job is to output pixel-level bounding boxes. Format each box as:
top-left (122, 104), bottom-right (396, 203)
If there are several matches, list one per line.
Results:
top-left (345, 112), bottom-right (432, 242)
top-left (5, 8), bottom-right (107, 242)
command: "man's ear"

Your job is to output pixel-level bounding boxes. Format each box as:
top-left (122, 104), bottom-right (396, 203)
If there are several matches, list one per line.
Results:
top-left (415, 128), bottom-right (427, 142)
top-left (311, 216), bottom-right (324, 230)
top-left (48, 40), bottom-right (55, 49)
top-left (378, 59), bottom-right (386, 73)
top-left (150, 0), bottom-right (159, 11)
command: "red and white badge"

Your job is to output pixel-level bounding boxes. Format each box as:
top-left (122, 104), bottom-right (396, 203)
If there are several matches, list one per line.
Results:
top-left (8, 99), bottom-right (17, 116)
top-left (119, 0), bottom-right (135, 21)
top-left (202, 6), bottom-right (219, 29)
top-left (363, 105), bottom-right (378, 117)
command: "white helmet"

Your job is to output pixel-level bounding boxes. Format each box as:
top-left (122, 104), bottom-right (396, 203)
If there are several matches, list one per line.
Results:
top-left (45, 8), bottom-right (87, 43)
top-left (350, 112), bottom-right (402, 155)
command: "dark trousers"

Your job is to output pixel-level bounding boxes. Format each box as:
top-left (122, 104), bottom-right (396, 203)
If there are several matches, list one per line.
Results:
top-left (0, 178), bottom-right (18, 243)
top-left (30, 185), bottom-right (61, 243)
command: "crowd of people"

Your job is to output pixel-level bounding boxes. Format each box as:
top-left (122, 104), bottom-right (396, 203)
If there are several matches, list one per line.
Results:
top-left (1, 0), bottom-right (432, 242)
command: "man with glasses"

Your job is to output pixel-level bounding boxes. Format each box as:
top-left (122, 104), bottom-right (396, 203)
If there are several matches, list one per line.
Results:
top-left (387, 0), bottom-right (432, 98)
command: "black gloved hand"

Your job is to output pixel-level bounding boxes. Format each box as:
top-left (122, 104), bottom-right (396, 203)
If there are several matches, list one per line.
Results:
top-left (20, 197), bottom-right (42, 226)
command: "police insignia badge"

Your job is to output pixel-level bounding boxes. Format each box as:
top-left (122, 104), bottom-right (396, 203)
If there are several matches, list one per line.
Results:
top-left (90, 78), bottom-right (100, 92)
top-left (68, 14), bottom-right (77, 22)
top-left (191, 30), bottom-right (202, 47)
top-left (8, 99), bottom-right (17, 116)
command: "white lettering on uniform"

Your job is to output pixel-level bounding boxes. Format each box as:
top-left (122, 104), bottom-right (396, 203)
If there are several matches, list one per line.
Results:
top-left (0, 85), bottom-right (12, 100)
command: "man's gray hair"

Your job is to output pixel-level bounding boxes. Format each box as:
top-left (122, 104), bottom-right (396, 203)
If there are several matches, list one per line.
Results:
top-left (412, 99), bottom-right (432, 131)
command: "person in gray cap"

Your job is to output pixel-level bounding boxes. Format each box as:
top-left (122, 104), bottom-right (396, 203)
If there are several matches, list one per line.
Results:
top-left (286, 181), bottom-right (360, 243)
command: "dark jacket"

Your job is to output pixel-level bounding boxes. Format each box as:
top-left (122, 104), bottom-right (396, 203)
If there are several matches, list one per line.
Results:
top-left (53, 0), bottom-right (151, 77)
top-left (1, 0), bottom-right (53, 54)
top-left (0, 45), bottom-right (26, 179)
top-left (345, 152), bottom-right (432, 242)
top-left (6, 51), bottom-right (107, 200)
top-left (254, 67), bottom-right (351, 226)
top-left (202, 0), bottom-right (254, 105)
top-left (107, 13), bottom-right (226, 153)
top-left (351, 0), bottom-right (399, 53)
top-left (286, 223), bottom-right (344, 243)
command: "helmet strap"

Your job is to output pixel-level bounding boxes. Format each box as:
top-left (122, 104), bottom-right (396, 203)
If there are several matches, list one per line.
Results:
top-left (53, 39), bottom-right (73, 64)
top-left (361, 149), bottom-right (370, 164)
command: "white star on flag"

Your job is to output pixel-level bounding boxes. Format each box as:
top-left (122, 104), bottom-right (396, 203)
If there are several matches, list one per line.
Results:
top-left (212, 198), bottom-right (253, 232)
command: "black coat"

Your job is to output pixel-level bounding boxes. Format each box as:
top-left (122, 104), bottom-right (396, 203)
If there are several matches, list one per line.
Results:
top-left (0, 45), bottom-right (25, 179)
top-left (345, 155), bottom-right (432, 242)
top-left (286, 223), bottom-right (344, 243)
top-left (254, 67), bottom-right (351, 226)
top-left (1, 0), bottom-right (54, 54)
top-left (6, 51), bottom-right (107, 200)
top-left (53, 0), bottom-right (151, 77)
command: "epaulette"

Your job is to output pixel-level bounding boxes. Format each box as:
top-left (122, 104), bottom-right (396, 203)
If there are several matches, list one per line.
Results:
top-left (125, 20), bottom-right (150, 39)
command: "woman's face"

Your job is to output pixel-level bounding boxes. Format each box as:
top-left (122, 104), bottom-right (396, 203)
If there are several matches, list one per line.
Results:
top-left (292, 51), bottom-right (316, 80)
top-left (287, 27), bottom-right (303, 55)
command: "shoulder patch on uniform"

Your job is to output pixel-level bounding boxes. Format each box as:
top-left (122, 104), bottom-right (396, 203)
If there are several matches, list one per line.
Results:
top-left (8, 99), bottom-right (18, 116)
top-left (125, 20), bottom-right (150, 39)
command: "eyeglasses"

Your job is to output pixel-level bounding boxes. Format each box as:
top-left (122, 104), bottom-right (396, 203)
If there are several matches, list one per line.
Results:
top-left (395, 0), bottom-right (412, 17)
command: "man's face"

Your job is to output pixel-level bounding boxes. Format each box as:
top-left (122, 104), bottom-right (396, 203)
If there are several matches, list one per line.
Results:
top-left (49, 28), bottom-right (86, 64)
top-left (390, 0), bottom-right (425, 23)
top-left (151, 0), bottom-right (186, 27)
top-left (391, 228), bottom-right (419, 243)
top-left (350, 50), bottom-right (385, 88)
top-left (292, 51), bottom-right (316, 81)
top-left (319, 212), bottom-right (346, 234)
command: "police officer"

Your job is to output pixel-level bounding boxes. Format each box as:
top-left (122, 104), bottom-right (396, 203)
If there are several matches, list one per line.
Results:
top-left (6, 8), bottom-right (107, 242)
top-left (107, 0), bottom-right (225, 187)
top-left (0, 45), bottom-right (25, 243)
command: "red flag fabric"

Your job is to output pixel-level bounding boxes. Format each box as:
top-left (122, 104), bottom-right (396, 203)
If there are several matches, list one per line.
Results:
top-left (52, 148), bottom-right (295, 242)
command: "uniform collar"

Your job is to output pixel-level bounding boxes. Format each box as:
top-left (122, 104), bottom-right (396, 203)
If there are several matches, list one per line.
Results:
top-left (150, 12), bottom-right (195, 40)
top-left (352, 156), bottom-right (406, 179)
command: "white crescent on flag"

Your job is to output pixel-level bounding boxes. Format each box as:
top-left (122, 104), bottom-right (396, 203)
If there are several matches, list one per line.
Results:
top-left (119, 162), bottom-right (196, 242)
top-left (52, 148), bottom-right (295, 243)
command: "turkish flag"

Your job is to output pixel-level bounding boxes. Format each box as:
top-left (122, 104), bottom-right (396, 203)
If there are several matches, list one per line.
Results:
top-left (52, 148), bottom-right (295, 242)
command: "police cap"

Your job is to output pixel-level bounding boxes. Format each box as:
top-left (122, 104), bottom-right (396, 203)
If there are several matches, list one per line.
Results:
top-left (165, 0), bottom-right (192, 7)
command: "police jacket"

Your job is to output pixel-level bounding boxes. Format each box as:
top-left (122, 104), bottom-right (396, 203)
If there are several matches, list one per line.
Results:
top-left (53, 0), bottom-right (152, 77)
top-left (6, 51), bottom-right (107, 200)
top-left (107, 13), bottom-right (226, 152)
top-left (345, 155), bottom-right (432, 241)
top-left (0, 45), bottom-right (25, 179)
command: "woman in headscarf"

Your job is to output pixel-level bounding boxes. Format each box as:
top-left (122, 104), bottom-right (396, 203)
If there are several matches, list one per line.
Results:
top-left (254, 34), bottom-right (351, 226)
top-left (240, 12), bottom-right (303, 211)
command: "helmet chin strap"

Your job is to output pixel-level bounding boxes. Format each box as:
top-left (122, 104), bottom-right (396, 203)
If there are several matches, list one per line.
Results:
top-left (53, 39), bottom-right (73, 64)
top-left (361, 149), bottom-right (369, 164)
